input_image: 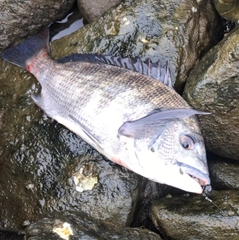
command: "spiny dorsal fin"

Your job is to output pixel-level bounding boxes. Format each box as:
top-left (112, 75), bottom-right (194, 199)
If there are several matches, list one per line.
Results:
top-left (58, 54), bottom-right (173, 88)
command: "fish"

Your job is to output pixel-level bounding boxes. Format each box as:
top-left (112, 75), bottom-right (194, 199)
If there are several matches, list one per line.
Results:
top-left (1, 29), bottom-right (211, 194)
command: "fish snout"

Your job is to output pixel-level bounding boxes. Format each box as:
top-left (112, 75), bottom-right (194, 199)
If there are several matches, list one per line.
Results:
top-left (180, 163), bottom-right (211, 187)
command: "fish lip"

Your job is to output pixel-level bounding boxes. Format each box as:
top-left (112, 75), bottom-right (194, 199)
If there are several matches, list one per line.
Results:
top-left (180, 163), bottom-right (210, 187)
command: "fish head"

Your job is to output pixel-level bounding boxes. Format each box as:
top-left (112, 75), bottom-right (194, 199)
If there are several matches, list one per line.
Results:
top-left (132, 117), bottom-right (210, 194)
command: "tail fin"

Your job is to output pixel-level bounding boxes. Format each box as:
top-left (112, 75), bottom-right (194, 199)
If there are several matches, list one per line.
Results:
top-left (1, 29), bottom-right (49, 69)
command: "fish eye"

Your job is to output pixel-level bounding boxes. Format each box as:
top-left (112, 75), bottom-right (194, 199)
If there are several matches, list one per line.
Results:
top-left (180, 135), bottom-right (195, 150)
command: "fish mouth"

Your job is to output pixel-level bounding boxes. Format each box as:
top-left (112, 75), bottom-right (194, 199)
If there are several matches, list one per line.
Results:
top-left (180, 163), bottom-right (211, 187)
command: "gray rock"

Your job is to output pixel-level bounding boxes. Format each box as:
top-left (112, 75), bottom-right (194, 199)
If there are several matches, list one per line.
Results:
top-left (151, 190), bottom-right (239, 240)
top-left (0, 0), bottom-right (75, 53)
top-left (77, 0), bottom-right (122, 22)
top-left (183, 25), bottom-right (239, 160)
top-left (208, 153), bottom-right (239, 190)
top-left (131, 179), bottom-right (183, 230)
top-left (51, 0), bottom-right (221, 90)
top-left (25, 211), bottom-right (162, 240)
top-left (213, 0), bottom-right (239, 21)
top-left (0, 56), bottom-right (140, 229)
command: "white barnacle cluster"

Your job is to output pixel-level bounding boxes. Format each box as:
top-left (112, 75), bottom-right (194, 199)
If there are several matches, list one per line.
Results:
top-left (122, 16), bottom-right (130, 26)
top-left (191, 6), bottom-right (197, 13)
top-left (53, 221), bottom-right (73, 240)
top-left (73, 167), bottom-right (98, 192)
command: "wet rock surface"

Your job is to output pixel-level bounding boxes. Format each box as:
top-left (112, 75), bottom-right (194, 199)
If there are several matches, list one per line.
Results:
top-left (52, 0), bottom-right (222, 90)
top-left (25, 211), bottom-right (162, 240)
top-left (0, 62), bottom-right (42, 230)
top-left (0, 230), bottom-right (24, 240)
top-left (183, 25), bottom-right (239, 160)
top-left (130, 179), bottom-right (182, 232)
top-left (208, 153), bottom-right (239, 190)
top-left (0, 58), bottom-right (141, 230)
top-left (213, 0), bottom-right (239, 21)
top-left (77, 0), bottom-right (122, 23)
top-left (151, 190), bottom-right (239, 240)
top-left (0, 0), bottom-right (75, 53)
top-left (0, 0), bottom-right (239, 239)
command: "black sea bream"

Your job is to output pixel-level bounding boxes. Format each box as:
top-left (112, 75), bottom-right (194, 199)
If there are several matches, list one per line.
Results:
top-left (2, 29), bottom-right (210, 193)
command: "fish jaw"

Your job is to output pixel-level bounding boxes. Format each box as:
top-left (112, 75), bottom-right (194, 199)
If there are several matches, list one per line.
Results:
top-left (132, 135), bottom-right (210, 194)
top-left (112, 152), bottom-right (207, 193)
top-left (141, 161), bottom-right (208, 194)
top-left (109, 138), bottom-right (207, 193)
top-left (180, 163), bottom-right (210, 187)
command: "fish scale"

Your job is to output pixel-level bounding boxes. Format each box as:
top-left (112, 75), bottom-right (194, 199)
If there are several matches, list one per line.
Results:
top-left (1, 29), bottom-right (211, 194)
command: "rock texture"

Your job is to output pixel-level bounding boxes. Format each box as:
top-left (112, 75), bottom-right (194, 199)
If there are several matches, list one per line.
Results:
top-left (208, 153), bottom-right (239, 190)
top-left (52, 0), bottom-right (222, 90)
top-left (151, 190), bottom-right (239, 240)
top-left (0, 57), bottom-right (141, 229)
top-left (77, 0), bottom-right (122, 22)
top-left (213, 0), bottom-right (239, 21)
top-left (0, 0), bottom-right (75, 53)
top-left (0, 0), bottom-right (238, 239)
top-left (25, 211), bottom-right (162, 240)
top-left (183, 25), bottom-right (239, 160)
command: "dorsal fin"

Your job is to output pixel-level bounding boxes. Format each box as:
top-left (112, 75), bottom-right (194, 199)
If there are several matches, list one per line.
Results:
top-left (58, 54), bottom-right (173, 88)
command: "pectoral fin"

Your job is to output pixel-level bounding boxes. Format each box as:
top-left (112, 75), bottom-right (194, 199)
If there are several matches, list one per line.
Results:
top-left (118, 109), bottom-right (210, 138)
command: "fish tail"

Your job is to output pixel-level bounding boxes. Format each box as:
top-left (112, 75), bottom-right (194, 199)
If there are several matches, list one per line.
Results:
top-left (1, 29), bottom-right (49, 69)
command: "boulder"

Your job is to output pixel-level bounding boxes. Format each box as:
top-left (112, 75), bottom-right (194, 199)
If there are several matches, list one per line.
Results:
top-left (0, 0), bottom-right (75, 53)
top-left (0, 58), bottom-right (140, 229)
top-left (77, 0), bottom-right (122, 22)
top-left (213, 0), bottom-right (239, 21)
top-left (51, 0), bottom-right (222, 90)
top-left (25, 211), bottom-right (162, 240)
top-left (183, 25), bottom-right (239, 160)
top-left (208, 152), bottom-right (239, 190)
top-left (151, 190), bottom-right (239, 239)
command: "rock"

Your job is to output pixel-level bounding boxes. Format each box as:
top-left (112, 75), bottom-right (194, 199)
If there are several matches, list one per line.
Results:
top-left (0, 230), bottom-right (24, 240)
top-left (0, 0), bottom-right (75, 53)
top-left (0, 57), bottom-right (141, 229)
top-left (51, 0), bottom-right (222, 90)
top-left (151, 190), bottom-right (239, 240)
top-left (213, 0), bottom-right (239, 21)
top-left (0, 62), bottom-right (42, 230)
top-left (130, 179), bottom-right (184, 231)
top-left (183, 25), bottom-right (239, 160)
top-left (0, 0), bottom-right (232, 236)
top-left (25, 211), bottom-right (162, 240)
top-left (49, 7), bottom-right (83, 40)
top-left (77, 0), bottom-right (122, 23)
top-left (208, 152), bottom-right (239, 190)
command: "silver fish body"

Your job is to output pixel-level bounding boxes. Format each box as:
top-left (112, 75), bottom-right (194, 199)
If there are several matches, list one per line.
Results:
top-left (2, 29), bottom-right (210, 193)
